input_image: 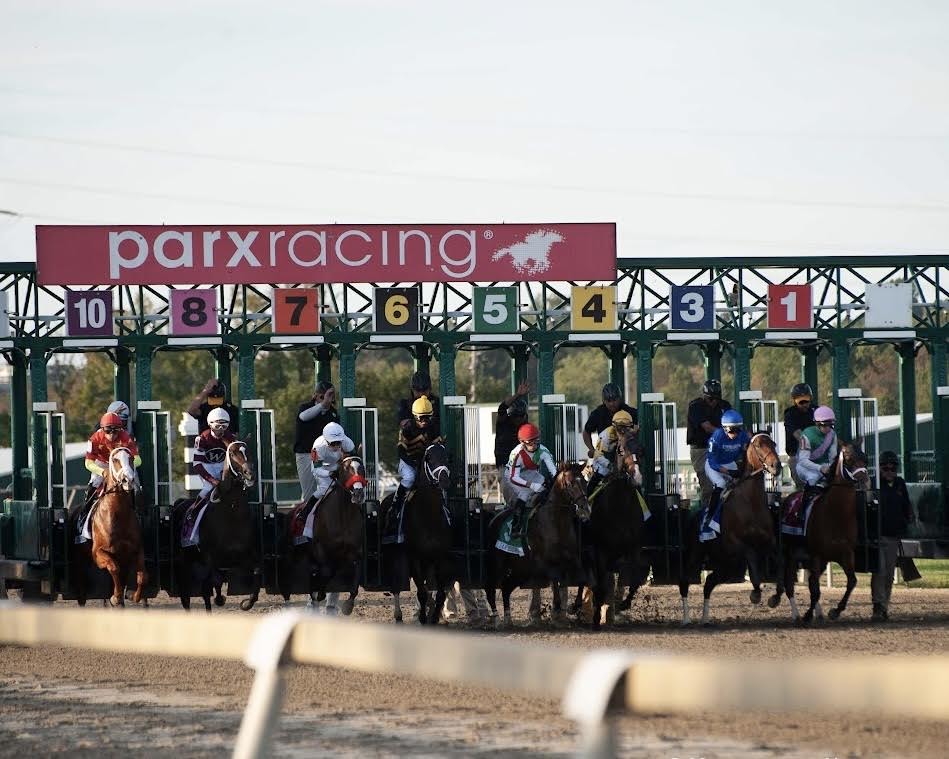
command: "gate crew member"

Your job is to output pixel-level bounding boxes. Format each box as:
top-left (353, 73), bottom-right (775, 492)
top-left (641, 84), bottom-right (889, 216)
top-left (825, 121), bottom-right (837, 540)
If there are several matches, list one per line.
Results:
top-left (184, 407), bottom-right (237, 547)
top-left (582, 383), bottom-right (638, 460)
top-left (294, 381), bottom-right (339, 502)
top-left (687, 379), bottom-right (732, 508)
top-left (189, 377), bottom-right (240, 435)
top-left (76, 412), bottom-right (141, 544)
top-left (703, 409), bottom-right (750, 535)
top-left (504, 423), bottom-right (557, 538)
top-left (783, 383), bottom-right (815, 490)
top-left (871, 450), bottom-right (914, 622)
top-left (390, 395), bottom-right (443, 523)
top-left (495, 381), bottom-right (531, 478)
top-left (795, 405), bottom-right (838, 502)
top-left (397, 370), bottom-right (440, 429)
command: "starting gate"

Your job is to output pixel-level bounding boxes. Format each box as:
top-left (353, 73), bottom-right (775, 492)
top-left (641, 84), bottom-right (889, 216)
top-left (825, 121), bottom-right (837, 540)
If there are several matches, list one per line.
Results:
top-left (542, 394), bottom-right (583, 463)
top-left (838, 388), bottom-right (881, 489)
top-left (343, 398), bottom-right (382, 503)
top-left (241, 401), bottom-right (277, 504)
top-left (739, 390), bottom-right (784, 500)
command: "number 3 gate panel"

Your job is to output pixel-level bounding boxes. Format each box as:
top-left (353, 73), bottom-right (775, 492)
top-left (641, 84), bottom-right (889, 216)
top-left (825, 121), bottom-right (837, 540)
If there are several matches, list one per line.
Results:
top-left (840, 391), bottom-right (882, 573)
top-left (639, 397), bottom-right (684, 585)
top-left (444, 401), bottom-right (488, 589)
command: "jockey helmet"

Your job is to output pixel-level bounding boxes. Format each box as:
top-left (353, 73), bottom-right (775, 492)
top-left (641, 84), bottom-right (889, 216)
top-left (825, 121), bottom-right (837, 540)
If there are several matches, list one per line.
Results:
top-left (611, 409), bottom-right (633, 428)
top-left (322, 421), bottom-right (346, 443)
top-left (107, 401), bottom-right (130, 424)
top-left (721, 409), bottom-right (743, 430)
top-left (507, 397), bottom-right (528, 418)
top-left (411, 396), bottom-right (434, 418)
top-left (791, 382), bottom-right (812, 400)
top-left (410, 371), bottom-right (432, 392)
top-left (702, 379), bottom-right (722, 398)
top-left (601, 382), bottom-right (622, 402)
top-left (100, 412), bottom-right (123, 431)
top-left (879, 449), bottom-right (899, 467)
top-left (518, 423), bottom-right (541, 443)
top-left (814, 405), bottom-right (836, 424)
top-left (208, 408), bottom-right (231, 435)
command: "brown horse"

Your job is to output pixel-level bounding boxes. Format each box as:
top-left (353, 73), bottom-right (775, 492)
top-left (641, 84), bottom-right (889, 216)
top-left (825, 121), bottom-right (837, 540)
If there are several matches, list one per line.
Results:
top-left (281, 455), bottom-right (367, 614)
top-left (485, 462), bottom-right (591, 627)
top-left (768, 440), bottom-right (870, 624)
top-left (75, 447), bottom-right (146, 607)
top-left (679, 432), bottom-right (781, 625)
top-left (572, 435), bottom-right (648, 631)
top-left (174, 440), bottom-right (258, 612)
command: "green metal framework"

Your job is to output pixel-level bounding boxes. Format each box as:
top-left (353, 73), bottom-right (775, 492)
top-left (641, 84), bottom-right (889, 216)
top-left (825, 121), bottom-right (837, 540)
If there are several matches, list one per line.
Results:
top-left (1, 256), bottom-right (946, 510)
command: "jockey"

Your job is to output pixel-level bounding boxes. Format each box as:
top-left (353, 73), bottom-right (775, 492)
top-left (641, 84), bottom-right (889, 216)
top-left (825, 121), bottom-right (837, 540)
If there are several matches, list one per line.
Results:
top-left (105, 400), bottom-right (133, 435)
top-left (796, 405), bottom-right (838, 499)
top-left (588, 409), bottom-right (643, 494)
top-left (390, 395), bottom-right (443, 521)
top-left (310, 421), bottom-right (356, 503)
top-left (702, 409), bottom-right (751, 533)
top-left (504, 423), bottom-right (556, 538)
top-left (76, 412), bottom-right (141, 543)
top-left (192, 407), bottom-right (238, 501)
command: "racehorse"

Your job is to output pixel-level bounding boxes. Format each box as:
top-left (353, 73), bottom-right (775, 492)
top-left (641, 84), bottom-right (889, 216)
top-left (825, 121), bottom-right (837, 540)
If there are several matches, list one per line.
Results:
top-left (485, 461), bottom-right (591, 627)
top-left (382, 442), bottom-right (453, 624)
top-left (572, 436), bottom-right (648, 631)
top-left (174, 440), bottom-right (260, 612)
top-left (73, 447), bottom-right (147, 607)
top-left (679, 432), bottom-right (781, 625)
top-left (768, 439), bottom-right (870, 624)
top-left (280, 455), bottom-right (367, 614)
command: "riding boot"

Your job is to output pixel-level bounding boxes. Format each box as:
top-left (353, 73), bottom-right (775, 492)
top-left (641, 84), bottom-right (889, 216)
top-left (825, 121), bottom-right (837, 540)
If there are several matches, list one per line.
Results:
top-left (511, 499), bottom-right (527, 539)
top-left (703, 487), bottom-right (722, 533)
top-left (387, 485), bottom-right (408, 534)
top-left (586, 471), bottom-right (603, 497)
top-left (74, 486), bottom-right (97, 544)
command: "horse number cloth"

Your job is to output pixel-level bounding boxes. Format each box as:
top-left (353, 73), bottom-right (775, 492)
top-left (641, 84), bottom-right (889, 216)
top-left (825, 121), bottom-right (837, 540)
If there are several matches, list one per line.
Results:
top-left (781, 491), bottom-right (815, 536)
top-left (495, 512), bottom-right (526, 557)
top-left (180, 498), bottom-right (210, 548)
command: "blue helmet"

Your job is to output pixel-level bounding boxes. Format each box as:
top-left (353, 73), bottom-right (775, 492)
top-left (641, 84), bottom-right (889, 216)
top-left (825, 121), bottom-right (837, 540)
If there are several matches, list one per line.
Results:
top-left (721, 409), bottom-right (743, 428)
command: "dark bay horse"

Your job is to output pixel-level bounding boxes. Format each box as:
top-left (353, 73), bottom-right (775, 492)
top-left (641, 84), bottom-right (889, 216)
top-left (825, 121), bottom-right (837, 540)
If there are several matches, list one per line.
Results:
top-left (174, 440), bottom-right (259, 612)
top-left (573, 437), bottom-right (648, 631)
top-left (280, 455), bottom-right (367, 614)
top-left (485, 462), bottom-right (591, 627)
top-left (74, 447), bottom-right (147, 607)
top-left (679, 432), bottom-right (781, 625)
top-left (769, 440), bottom-right (870, 624)
top-left (382, 442), bottom-right (453, 624)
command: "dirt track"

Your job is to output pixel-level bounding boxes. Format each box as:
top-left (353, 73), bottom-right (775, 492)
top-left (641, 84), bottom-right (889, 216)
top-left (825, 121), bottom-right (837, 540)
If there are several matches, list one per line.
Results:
top-left (2, 584), bottom-right (948, 757)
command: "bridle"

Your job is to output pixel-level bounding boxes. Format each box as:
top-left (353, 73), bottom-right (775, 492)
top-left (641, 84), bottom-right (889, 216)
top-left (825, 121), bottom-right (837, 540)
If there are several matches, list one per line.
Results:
top-left (103, 447), bottom-right (136, 496)
top-left (744, 433), bottom-right (780, 477)
top-left (551, 465), bottom-right (591, 520)
top-left (339, 455), bottom-right (368, 503)
top-left (216, 441), bottom-right (254, 498)
top-left (835, 446), bottom-right (869, 487)
top-left (423, 443), bottom-right (450, 488)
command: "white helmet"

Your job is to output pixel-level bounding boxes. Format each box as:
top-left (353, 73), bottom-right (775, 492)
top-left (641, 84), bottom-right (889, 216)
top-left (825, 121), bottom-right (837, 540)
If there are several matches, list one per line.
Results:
top-left (322, 421), bottom-right (345, 443)
top-left (208, 408), bottom-right (230, 426)
top-left (108, 401), bottom-right (130, 422)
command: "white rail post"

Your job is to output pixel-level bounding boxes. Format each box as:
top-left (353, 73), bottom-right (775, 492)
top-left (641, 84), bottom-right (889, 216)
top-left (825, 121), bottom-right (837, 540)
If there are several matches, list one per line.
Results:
top-left (563, 651), bottom-right (636, 758)
top-left (233, 610), bottom-right (307, 759)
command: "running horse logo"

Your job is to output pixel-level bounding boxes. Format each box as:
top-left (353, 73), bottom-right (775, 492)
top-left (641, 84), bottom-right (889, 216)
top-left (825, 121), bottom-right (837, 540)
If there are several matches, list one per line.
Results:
top-left (491, 229), bottom-right (564, 275)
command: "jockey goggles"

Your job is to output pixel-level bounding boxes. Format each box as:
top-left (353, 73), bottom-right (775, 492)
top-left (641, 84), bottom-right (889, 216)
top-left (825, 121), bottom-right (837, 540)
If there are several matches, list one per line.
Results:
top-left (816, 420), bottom-right (835, 428)
top-left (102, 425), bottom-right (122, 434)
top-left (723, 425), bottom-right (742, 434)
top-left (523, 436), bottom-right (540, 447)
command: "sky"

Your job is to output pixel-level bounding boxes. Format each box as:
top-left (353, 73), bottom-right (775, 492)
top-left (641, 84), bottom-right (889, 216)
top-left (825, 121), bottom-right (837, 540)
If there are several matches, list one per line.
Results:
top-left (1, 0), bottom-right (948, 266)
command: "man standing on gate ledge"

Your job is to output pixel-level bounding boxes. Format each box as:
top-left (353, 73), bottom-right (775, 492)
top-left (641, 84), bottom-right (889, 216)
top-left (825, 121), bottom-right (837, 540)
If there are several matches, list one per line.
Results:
top-left (687, 379), bottom-right (732, 508)
top-left (495, 381), bottom-right (531, 477)
top-left (871, 450), bottom-right (915, 622)
top-left (583, 383), bottom-right (638, 460)
top-left (294, 380), bottom-right (340, 502)
top-left (189, 378), bottom-right (240, 435)
top-left (783, 383), bottom-right (815, 490)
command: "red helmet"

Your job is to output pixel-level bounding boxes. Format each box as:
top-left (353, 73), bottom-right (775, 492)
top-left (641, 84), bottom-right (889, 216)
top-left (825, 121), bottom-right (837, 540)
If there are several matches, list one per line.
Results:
top-left (517, 423), bottom-right (541, 443)
top-left (100, 412), bottom-right (123, 429)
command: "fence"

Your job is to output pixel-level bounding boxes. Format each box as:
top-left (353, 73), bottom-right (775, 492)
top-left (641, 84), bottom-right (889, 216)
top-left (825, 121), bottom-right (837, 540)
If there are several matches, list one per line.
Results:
top-left (1, 604), bottom-right (947, 758)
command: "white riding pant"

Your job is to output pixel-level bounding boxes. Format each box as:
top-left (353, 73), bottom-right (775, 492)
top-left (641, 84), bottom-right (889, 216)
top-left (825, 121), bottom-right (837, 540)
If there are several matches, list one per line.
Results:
top-left (795, 461), bottom-right (824, 487)
top-left (398, 459), bottom-right (418, 489)
top-left (296, 452), bottom-right (318, 501)
top-left (592, 456), bottom-right (612, 476)
top-left (198, 461), bottom-right (225, 497)
top-left (704, 460), bottom-right (737, 490)
top-left (503, 469), bottom-right (544, 506)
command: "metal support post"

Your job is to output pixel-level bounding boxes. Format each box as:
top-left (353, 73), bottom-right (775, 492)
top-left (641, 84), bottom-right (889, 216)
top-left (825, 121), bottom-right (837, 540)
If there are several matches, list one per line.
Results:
top-left (831, 339), bottom-right (850, 424)
top-left (29, 350), bottom-right (48, 506)
top-left (113, 346), bottom-right (132, 408)
top-left (801, 344), bottom-right (820, 404)
top-left (634, 338), bottom-right (653, 400)
top-left (415, 343), bottom-right (433, 377)
top-left (134, 343), bottom-right (153, 402)
top-left (315, 344), bottom-right (333, 385)
top-left (608, 343), bottom-right (625, 393)
top-left (237, 345), bottom-right (256, 436)
top-left (337, 340), bottom-right (357, 430)
top-left (511, 344), bottom-right (530, 394)
top-left (703, 341), bottom-right (722, 383)
top-left (215, 347), bottom-right (232, 393)
top-left (10, 350), bottom-right (29, 500)
top-left (437, 340), bottom-right (457, 419)
top-left (931, 339), bottom-right (948, 485)
top-left (732, 337), bottom-right (752, 409)
top-left (537, 337), bottom-right (556, 442)
top-left (897, 341), bottom-right (917, 481)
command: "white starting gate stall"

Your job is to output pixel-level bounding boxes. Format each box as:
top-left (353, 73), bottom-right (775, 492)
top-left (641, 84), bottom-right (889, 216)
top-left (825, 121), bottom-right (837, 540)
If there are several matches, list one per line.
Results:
top-left (739, 390), bottom-right (784, 501)
top-left (542, 394), bottom-right (584, 463)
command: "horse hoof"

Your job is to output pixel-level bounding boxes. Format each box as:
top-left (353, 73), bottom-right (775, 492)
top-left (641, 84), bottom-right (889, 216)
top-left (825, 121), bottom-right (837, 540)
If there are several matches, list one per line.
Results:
top-left (527, 614), bottom-right (541, 626)
top-left (749, 589), bottom-right (762, 605)
top-left (214, 595), bottom-right (226, 607)
top-left (239, 598), bottom-right (256, 611)
top-left (617, 599), bottom-right (632, 612)
top-left (109, 596), bottom-right (122, 608)
top-left (767, 594), bottom-right (781, 609)
top-left (394, 616), bottom-right (403, 624)
top-left (340, 600), bottom-right (355, 616)
top-left (828, 608), bottom-right (841, 621)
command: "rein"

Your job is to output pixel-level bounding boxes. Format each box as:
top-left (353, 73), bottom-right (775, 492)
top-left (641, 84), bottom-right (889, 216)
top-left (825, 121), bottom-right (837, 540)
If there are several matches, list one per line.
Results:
top-left (340, 456), bottom-right (368, 490)
top-left (101, 447), bottom-right (135, 497)
top-left (423, 443), bottom-right (450, 487)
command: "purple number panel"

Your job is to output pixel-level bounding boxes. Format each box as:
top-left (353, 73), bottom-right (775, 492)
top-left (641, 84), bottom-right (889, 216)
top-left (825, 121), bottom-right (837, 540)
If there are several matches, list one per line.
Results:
top-left (65, 291), bottom-right (113, 336)
top-left (170, 290), bottom-right (218, 335)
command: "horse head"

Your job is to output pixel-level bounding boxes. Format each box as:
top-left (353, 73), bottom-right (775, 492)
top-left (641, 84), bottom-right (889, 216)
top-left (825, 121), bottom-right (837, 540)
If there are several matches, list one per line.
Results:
top-left (553, 461), bottom-right (591, 522)
top-left (836, 440), bottom-right (870, 489)
top-left (223, 441), bottom-right (255, 492)
top-left (423, 442), bottom-right (451, 491)
top-left (617, 432), bottom-right (643, 488)
top-left (746, 432), bottom-right (781, 477)
top-left (338, 455), bottom-right (368, 506)
top-left (107, 447), bottom-right (137, 494)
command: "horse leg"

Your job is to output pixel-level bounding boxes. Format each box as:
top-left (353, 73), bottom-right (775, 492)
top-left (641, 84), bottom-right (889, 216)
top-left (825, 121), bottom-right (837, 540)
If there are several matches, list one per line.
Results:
top-left (131, 546), bottom-right (147, 605)
top-left (768, 546), bottom-right (785, 609)
top-left (96, 550), bottom-right (124, 607)
top-left (340, 559), bottom-right (359, 616)
top-left (746, 547), bottom-right (763, 605)
top-left (701, 569), bottom-right (724, 626)
top-left (200, 564), bottom-right (214, 613)
top-left (784, 550), bottom-right (801, 622)
top-left (570, 583), bottom-right (585, 616)
top-left (239, 565), bottom-right (262, 612)
top-left (802, 560), bottom-right (824, 625)
top-left (501, 577), bottom-right (516, 628)
top-left (829, 555), bottom-right (857, 621)
top-left (413, 561), bottom-right (429, 625)
top-left (528, 586), bottom-right (542, 624)
top-left (428, 564), bottom-right (448, 625)
top-left (213, 574), bottom-right (226, 607)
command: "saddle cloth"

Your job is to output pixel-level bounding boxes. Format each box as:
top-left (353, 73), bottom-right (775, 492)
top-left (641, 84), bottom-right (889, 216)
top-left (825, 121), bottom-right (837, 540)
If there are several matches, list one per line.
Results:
top-left (381, 490), bottom-right (452, 546)
top-left (180, 498), bottom-right (210, 548)
top-left (494, 510), bottom-right (526, 557)
top-left (780, 491), bottom-right (816, 536)
top-left (698, 487), bottom-right (733, 543)
top-left (289, 491), bottom-right (331, 546)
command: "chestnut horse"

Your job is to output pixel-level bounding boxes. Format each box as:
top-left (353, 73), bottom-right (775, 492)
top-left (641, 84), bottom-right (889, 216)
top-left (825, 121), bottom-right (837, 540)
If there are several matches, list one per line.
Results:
top-left (679, 432), bottom-right (781, 625)
top-left (485, 462), bottom-right (591, 627)
top-left (769, 440), bottom-right (870, 624)
top-left (75, 447), bottom-right (146, 607)
top-left (281, 454), bottom-right (367, 614)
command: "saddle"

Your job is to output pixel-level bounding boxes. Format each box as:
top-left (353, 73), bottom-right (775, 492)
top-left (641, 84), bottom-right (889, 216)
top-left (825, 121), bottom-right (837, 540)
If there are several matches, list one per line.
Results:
top-left (780, 487), bottom-right (824, 537)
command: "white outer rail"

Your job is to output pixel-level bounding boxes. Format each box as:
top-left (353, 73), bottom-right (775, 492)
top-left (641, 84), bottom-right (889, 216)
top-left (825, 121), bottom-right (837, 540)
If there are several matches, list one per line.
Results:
top-left (1, 604), bottom-right (948, 758)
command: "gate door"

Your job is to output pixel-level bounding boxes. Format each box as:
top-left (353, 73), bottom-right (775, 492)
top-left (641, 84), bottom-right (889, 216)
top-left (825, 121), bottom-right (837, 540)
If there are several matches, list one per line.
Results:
top-left (739, 390), bottom-right (784, 498)
top-left (241, 400), bottom-right (277, 504)
top-left (32, 402), bottom-right (66, 510)
top-left (343, 398), bottom-right (381, 502)
top-left (542, 394), bottom-right (582, 463)
top-left (135, 402), bottom-right (172, 506)
top-left (838, 388), bottom-right (880, 489)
